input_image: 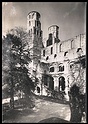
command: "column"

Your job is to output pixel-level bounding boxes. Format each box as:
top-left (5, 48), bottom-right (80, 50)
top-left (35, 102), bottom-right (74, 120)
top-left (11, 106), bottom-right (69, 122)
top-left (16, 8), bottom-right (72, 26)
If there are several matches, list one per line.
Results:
top-left (64, 77), bottom-right (69, 101)
top-left (53, 77), bottom-right (58, 91)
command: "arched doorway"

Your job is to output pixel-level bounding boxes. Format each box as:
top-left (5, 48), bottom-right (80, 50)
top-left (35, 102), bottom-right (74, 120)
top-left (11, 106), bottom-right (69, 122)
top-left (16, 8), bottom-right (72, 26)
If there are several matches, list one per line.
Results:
top-left (37, 86), bottom-right (40, 93)
top-left (49, 76), bottom-right (54, 90)
top-left (43, 74), bottom-right (54, 90)
top-left (59, 76), bottom-right (65, 92)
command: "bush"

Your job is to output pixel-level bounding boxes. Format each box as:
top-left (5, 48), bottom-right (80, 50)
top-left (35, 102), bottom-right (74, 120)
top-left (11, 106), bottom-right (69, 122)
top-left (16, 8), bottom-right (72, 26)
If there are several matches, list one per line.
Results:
top-left (69, 84), bottom-right (86, 123)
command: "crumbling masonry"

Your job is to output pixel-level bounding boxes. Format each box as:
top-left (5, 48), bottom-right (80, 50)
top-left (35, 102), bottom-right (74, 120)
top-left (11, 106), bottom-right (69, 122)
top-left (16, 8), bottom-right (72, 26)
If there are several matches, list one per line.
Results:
top-left (27, 11), bottom-right (86, 101)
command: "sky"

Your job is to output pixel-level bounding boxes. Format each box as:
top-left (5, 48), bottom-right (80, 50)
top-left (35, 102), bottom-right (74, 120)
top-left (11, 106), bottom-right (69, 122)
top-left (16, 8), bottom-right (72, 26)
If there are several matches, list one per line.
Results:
top-left (2, 2), bottom-right (86, 41)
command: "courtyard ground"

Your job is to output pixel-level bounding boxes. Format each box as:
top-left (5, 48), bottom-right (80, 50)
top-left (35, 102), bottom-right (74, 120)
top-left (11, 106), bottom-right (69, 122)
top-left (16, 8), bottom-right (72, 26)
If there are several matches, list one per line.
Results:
top-left (2, 95), bottom-right (86, 123)
top-left (2, 95), bottom-right (71, 123)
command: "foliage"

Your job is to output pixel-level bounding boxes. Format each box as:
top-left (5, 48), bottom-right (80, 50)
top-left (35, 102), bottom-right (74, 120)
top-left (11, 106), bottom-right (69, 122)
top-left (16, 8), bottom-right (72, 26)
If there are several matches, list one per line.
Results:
top-left (69, 84), bottom-right (86, 122)
top-left (69, 57), bottom-right (86, 94)
top-left (69, 56), bottom-right (86, 122)
top-left (2, 27), bottom-right (37, 107)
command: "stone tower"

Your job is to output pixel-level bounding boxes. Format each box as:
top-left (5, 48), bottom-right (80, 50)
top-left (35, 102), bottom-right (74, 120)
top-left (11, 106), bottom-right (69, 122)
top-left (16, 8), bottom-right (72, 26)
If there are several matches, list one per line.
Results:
top-left (27, 11), bottom-right (43, 74)
top-left (48, 25), bottom-right (59, 38)
top-left (47, 25), bottom-right (60, 46)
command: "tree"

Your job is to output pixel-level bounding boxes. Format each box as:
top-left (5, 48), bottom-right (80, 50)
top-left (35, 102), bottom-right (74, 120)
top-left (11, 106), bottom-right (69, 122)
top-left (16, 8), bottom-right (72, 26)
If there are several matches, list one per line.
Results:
top-left (2, 27), bottom-right (36, 109)
top-left (69, 56), bottom-right (86, 123)
top-left (2, 36), bottom-right (11, 99)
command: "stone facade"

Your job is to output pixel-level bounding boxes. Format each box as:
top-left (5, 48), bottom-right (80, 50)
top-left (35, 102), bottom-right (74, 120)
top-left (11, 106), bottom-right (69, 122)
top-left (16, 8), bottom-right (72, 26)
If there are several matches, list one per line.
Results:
top-left (27, 11), bottom-right (86, 100)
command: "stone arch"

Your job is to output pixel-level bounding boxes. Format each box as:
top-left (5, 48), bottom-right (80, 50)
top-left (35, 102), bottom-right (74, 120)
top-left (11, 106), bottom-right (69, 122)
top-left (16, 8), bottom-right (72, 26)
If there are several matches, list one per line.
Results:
top-left (77, 48), bottom-right (83, 57)
top-left (77, 47), bottom-right (82, 52)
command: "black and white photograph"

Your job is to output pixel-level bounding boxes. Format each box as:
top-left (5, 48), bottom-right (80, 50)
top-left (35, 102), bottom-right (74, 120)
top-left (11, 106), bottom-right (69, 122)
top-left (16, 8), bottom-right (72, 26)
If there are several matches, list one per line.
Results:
top-left (2, 2), bottom-right (86, 123)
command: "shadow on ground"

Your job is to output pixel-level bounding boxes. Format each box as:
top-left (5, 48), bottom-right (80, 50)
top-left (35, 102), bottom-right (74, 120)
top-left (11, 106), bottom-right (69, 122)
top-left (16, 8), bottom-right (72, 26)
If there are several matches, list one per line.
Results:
top-left (2, 98), bottom-right (35, 121)
top-left (38, 117), bottom-right (71, 123)
top-left (3, 107), bottom-right (34, 121)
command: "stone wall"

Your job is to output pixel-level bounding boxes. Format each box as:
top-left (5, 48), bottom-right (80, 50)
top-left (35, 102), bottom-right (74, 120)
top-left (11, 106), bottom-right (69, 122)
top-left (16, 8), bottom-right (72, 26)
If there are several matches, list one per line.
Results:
top-left (41, 33), bottom-right (86, 63)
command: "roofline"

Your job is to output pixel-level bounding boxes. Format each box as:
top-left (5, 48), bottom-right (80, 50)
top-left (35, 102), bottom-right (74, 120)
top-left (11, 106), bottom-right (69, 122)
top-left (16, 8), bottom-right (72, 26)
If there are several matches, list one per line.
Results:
top-left (48, 25), bottom-right (59, 30)
top-left (60, 33), bottom-right (86, 43)
top-left (28, 11), bottom-right (40, 16)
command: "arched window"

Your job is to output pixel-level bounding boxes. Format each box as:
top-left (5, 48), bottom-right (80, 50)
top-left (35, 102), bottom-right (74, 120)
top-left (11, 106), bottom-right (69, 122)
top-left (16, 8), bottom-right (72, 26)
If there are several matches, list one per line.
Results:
top-left (77, 48), bottom-right (82, 57)
top-left (34, 28), bottom-right (36, 34)
top-left (70, 64), bottom-right (73, 69)
top-left (37, 30), bottom-right (38, 35)
top-left (29, 30), bottom-right (30, 35)
top-left (40, 31), bottom-right (42, 37)
top-left (32, 13), bottom-right (34, 19)
top-left (54, 54), bottom-right (57, 58)
top-left (51, 47), bottom-right (53, 54)
top-left (29, 15), bottom-right (31, 19)
top-left (59, 44), bottom-right (62, 52)
top-left (37, 87), bottom-right (40, 93)
top-left (77, 48), bottom-right (82, 52)
top-left (50, 67), bottom-right (54, 72)
top-left (64, 51), bottom-right (68, 56)
top-left (71, 39), bottom-right (74, 49)
top-left (29, 21), bottom-right (31, 26)
top-left (37, 21), bottom-right (38, 27)
top-left (46, 56), bottom-right (49, 61)
top-left (43, 50), bottom-right (45, 56)
top-left (47, 33), bottom-right (52, 46)
top-left (58, 64), bottom-right (64, 72)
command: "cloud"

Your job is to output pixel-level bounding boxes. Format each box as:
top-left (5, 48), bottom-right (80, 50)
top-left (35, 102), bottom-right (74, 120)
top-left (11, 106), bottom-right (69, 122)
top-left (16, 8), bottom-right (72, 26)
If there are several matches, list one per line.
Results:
top-left (10, 6), bottom-right (16, 16)
top-left (2, 2), bottom-right (8, 6)
top-left (2, 2), bottom-right (13, 7)
top-left (2, 2), bottom-right (17, 16)
top-left (63, 2), bottom-right (80, 18)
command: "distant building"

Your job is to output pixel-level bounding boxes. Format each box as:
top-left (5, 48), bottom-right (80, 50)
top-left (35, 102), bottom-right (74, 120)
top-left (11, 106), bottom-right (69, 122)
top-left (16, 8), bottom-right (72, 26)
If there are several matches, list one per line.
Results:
top-left (24, 11), bottom-right (86, 100)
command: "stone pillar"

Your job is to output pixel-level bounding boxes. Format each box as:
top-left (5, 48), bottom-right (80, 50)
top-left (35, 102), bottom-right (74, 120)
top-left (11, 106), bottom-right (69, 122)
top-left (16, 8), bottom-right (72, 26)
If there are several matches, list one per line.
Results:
top-left (42, 85), bottom-right (47, 96)
top-left (64, 86), bottom-right (69, 101)
top-left (53, 76), bottom-right (58, 91)
top-left (64, 77), bottom-right (69, 101)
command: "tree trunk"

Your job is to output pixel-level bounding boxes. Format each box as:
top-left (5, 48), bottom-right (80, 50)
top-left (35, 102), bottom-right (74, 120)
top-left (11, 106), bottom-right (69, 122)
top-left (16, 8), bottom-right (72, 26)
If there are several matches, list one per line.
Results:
top-left (10, 95), bottom-right (14, 109)
top-left (10, 77), bottom-right (14, 109)
top-left (70, 104), bottom-right (82, 123)
top-left (69, 95), bottom-right (83, 123)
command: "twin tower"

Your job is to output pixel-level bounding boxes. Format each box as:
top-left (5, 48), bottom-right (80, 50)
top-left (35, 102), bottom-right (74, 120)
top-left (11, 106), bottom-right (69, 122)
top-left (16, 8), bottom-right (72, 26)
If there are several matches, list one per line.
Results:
top-left (27, 11), bottom-right (60, 47)
top-left (27, 11), bottom-right (60, 68)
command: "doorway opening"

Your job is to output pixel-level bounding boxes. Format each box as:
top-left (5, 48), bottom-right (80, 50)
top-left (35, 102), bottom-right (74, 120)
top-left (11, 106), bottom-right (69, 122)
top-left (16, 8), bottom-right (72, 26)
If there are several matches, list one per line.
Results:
top-left (37, 86), bottom-right (40, 93)
top-left (59, 76), bottom-right (65, 92)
